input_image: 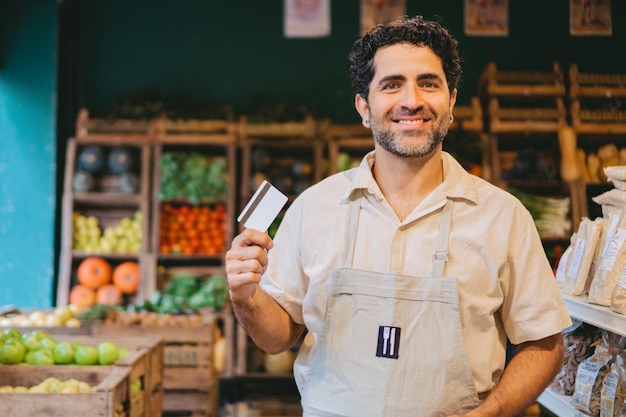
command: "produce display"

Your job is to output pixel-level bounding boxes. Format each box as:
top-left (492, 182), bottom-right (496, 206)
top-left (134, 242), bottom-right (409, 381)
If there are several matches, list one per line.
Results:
top-left (159, 202), bottom-right (227, 255)
top-left (0, 328), bottom-right (128, 365)
top-left (0, 377), bottom-right (94, 393)
top-left (0, 305), bottom-right (83, 328)
top-left (73, 145), bottom-right (140, 193)
top-left (158, 151), bottom-right (229, 204)
top-left (69, 258), bottom-right (140, 307)
top-left (507, 187), bottom-right (571, 238)
top-left (72, 211), bottom-right (143, 254)
top-left (78, 271), bottom-right (228, 325)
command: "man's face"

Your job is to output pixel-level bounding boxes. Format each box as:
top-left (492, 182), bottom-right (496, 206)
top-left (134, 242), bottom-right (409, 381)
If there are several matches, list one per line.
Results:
top-left (355, 43), bottom-right (457, 158)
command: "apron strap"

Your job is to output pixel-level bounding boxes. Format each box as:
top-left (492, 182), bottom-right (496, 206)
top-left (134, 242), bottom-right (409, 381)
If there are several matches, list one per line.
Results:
top-left (343, 190), bottom-right (363, 268)
top-left (432, 198), bottom-right (454, 278)
top-left (344, 191), bottom-right (454, 276)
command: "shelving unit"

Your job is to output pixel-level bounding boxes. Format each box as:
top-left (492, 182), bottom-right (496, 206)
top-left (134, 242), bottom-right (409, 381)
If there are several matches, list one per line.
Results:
top-left (568, 64), bottom-right (626, 220)
top-left (235, 116), bottom-right (323, 381)
top-left (148, 117), bottom-right (238, 296)
top-left (538, 294), bottom-right (626, 416)
top-left (57, 115), bottom-right (154, 306)
top-left (480, 62), bottom-right (578, 251)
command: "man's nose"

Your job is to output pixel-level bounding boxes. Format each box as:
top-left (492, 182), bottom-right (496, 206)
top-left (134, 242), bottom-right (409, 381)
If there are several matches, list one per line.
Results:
top-left (399, 84), bottom-right (425, 109)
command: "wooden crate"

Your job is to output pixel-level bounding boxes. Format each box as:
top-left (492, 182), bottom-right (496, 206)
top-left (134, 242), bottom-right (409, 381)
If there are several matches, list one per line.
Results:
top-left (57, 135), bottom-right (153, 307)
top-left (58, 334), bottom-right (164, 417)
top-left (91, 310), bottom-right (230, 417)
top-left (0, 365), bottom-right (132, 417)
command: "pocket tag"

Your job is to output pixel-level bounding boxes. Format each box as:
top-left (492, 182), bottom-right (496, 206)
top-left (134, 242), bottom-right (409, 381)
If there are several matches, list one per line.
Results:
top-left (376, 325), bottom-right (401, 359)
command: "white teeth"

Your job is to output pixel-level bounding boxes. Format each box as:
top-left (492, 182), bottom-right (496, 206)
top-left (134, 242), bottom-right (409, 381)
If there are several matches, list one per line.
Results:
top-left (397, 119), bottom-right (424, 125)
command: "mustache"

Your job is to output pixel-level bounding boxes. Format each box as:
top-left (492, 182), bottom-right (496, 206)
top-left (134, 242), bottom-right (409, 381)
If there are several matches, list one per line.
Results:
top-left (390, 108), bottom-right (435, 119)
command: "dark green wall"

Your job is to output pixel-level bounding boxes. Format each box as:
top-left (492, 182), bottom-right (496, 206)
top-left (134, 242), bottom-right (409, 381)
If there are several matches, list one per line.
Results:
top-left (0, 0), bottom-right (57, 307)
top-left (77, 1), bottom-right (625, 124)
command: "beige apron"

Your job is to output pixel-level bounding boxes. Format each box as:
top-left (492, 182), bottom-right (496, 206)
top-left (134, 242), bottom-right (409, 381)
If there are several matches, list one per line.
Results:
top-left (301, 194), bottom-right (480, 417)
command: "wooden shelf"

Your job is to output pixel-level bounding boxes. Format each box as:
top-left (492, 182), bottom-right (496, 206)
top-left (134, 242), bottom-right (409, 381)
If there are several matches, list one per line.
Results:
top-left (480, 61), bottom-right (565, 98)
top-left (538, 294), bottom-right (626, 416)
top-left (569, 64), bottom-right (626, 100)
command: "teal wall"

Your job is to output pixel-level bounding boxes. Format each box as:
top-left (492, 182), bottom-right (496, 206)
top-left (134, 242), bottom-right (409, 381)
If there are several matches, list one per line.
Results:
top-left (0, 0), bottom-right (57, 307)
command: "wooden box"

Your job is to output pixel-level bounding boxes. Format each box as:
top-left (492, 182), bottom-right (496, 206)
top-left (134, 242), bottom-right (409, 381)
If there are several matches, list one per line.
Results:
top-left (0, 365), bottom-right (133, 417)
top-left (91, 310), bottom-right (231, 417)
top-left (58, 334), bottom-right (164, 417)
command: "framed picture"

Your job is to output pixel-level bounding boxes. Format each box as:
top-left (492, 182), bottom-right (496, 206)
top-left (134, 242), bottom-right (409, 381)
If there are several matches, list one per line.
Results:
top-left (360, 0), bottom-right (406, 35)
top-left (464, 0), bottom-right (508, 36)
top-left (284, 0), bottom-right (331, 38)
top-left (570, 0), bottom-right (612, 36)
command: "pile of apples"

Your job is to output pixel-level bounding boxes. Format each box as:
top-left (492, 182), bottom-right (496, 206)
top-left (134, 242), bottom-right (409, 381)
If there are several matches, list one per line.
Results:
top-left (73, 211), bottom-right (143, 254)
top-left (0, 305), bottom-right (83, 328)
top-left (0, 328), bottom-right (128, 366)
top-left (0, 377), bottom-right (94, 393)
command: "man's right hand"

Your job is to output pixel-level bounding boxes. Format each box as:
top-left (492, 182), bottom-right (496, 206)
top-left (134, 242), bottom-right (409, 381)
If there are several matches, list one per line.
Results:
top-left (225, 228), bottom-right (274, 303)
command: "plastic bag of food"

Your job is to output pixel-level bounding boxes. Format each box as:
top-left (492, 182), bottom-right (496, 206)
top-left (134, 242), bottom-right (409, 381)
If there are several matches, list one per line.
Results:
top-left (600, 353), bottom-right (626, 417)
top-left (604, 166), bottom-right (626, 181)
top-left (556, 242), bottom-right (575, 290)
top-left (562, 217), bottom-right (604, 296)
top-left (551, 322), bottom-right (601, 395)
top-left (588, 211), bottom-right (626, 306)
top-left (610, 265), bottom-right (626, 315)
top-left (572, 332), bottom-right (626, 416)
top-left (609, 177), bottom-right (626, 191)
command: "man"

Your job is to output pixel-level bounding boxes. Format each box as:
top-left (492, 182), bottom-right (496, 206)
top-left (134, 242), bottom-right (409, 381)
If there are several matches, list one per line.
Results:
top-left (226, 15), bottom-right (571, 417)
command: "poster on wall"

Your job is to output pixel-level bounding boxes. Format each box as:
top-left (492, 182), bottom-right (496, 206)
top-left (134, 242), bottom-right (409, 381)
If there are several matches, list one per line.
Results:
top-left (360, 0), bottom-right (406, 35)
top-left (284, 0), bottom-right (331, 38)
top-left (570, 0), bottom-right (612, 36)
top-left (464, 0), bottom-right (508, 36)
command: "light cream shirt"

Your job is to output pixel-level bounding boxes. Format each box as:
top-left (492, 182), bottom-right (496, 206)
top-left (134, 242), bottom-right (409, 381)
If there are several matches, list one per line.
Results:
top-left (261, 151), bottom-right (572, 394)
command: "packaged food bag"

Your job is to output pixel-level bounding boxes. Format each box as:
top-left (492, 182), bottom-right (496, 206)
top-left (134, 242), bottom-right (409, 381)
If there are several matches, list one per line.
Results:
top-left (562, 217), bottom-right (603, 296)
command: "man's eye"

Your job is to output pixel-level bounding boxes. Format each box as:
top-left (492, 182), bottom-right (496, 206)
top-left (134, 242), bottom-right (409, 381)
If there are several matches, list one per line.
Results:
top-left (422, 82), bottom-right (438, 89)
top-left (383, 83), bottom-right (400, 90)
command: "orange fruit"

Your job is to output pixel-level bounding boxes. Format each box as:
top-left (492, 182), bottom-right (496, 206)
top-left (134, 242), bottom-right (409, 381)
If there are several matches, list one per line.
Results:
top-left (96, 284), bottom-right (122, 305)
top-left (77, 257), bottom-right (112, 288)
top-left (69, 284), bottom-right (96, 307)
top-left (112, 261), bottom-right (140, 294)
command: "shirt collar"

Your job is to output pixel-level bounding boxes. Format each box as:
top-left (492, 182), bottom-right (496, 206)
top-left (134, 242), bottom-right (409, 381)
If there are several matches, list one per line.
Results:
top-left (341, 150), bottom-right (480, 206)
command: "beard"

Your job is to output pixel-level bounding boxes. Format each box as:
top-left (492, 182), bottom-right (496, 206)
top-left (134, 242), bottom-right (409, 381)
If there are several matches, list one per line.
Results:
top-left (370, 107), bottom-right (452, 158)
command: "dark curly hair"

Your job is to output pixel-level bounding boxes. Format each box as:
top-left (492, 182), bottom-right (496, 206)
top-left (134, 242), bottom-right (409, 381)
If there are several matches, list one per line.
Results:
top-left (348, 15), bottom-right (462, 101)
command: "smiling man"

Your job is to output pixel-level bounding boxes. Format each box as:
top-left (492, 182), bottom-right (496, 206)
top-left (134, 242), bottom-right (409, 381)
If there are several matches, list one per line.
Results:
top-left (226, 15), bottom-right (572, 417)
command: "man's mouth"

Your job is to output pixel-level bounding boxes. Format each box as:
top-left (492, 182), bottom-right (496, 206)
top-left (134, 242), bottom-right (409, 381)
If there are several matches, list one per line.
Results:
top-left (395, 119), bottom-right (426, 125)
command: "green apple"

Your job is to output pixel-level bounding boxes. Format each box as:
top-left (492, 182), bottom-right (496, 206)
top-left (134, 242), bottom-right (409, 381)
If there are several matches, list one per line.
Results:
top-left (3, 328), bottom-right (22, 340)
top-left (53, 341), bottom-right (76, 364)
top-left (118, 347), bottom-right (129, 359)
top-left (32, 348), bottom-right (55, 365)
top-left (131, 378), bottom-right (142, 395)
top-left (23, 350), bottom-right (36, 364)
top-left (74, 345), bottom-right (99, 365)
top-left (0, 342), bottom-right (25, 364)
top-left (98, 341), bottom-right (119, 365)
top-left (38, 336), bottom-right (58, 351)
top-left (22, 333), bottom-right (41, 351)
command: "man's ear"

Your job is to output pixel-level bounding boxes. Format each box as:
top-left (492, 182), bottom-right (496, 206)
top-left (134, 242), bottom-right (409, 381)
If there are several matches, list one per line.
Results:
top-left (449, 88), bottom-right (458, 114)
top-left (355, 94), bottom-right (370, 128)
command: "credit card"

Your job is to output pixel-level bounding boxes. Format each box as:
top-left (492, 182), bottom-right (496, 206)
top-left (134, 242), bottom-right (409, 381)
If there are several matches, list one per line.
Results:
top-left (237, 180), bottom-right (288, 232)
